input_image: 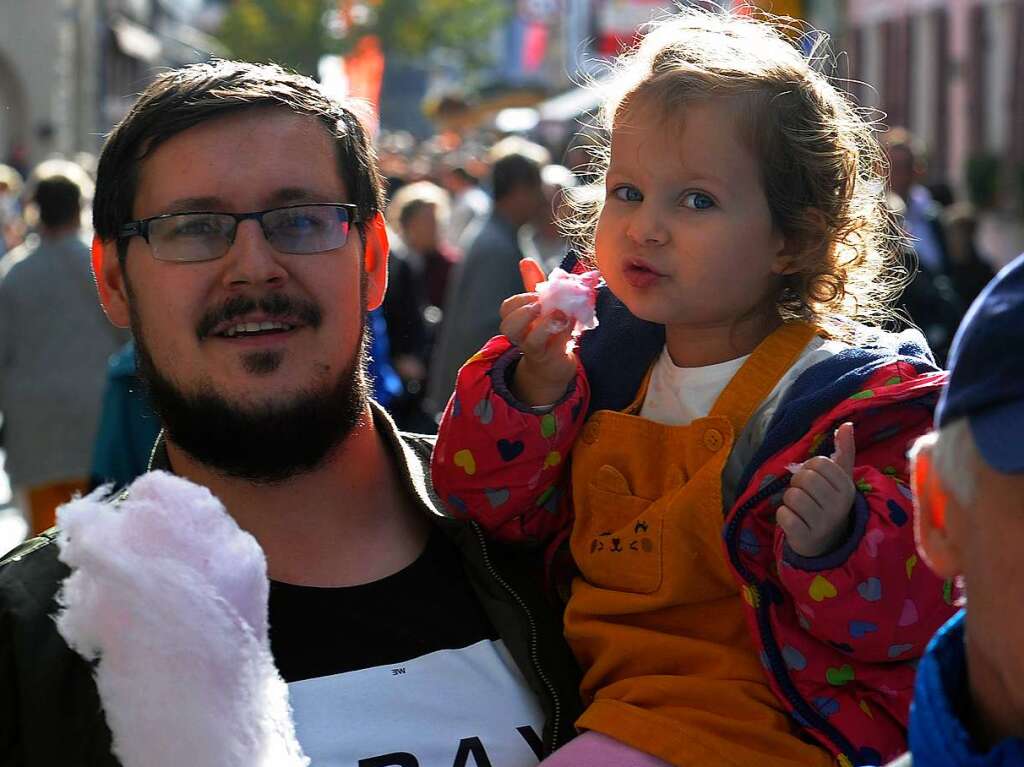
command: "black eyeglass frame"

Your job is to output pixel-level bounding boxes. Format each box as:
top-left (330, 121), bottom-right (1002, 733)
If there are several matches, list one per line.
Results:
top-left (117, 202), bottom-right (364, 258)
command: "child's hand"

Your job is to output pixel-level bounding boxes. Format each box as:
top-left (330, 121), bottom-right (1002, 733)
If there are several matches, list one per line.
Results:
top-left (778, 423), bottom-right (857, 557)
top-left (501, 260), bottom-right (578, 406)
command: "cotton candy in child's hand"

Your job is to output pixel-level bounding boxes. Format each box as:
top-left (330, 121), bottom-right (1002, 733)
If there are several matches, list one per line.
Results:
top-left (534, 268), bottom-right (603, 336)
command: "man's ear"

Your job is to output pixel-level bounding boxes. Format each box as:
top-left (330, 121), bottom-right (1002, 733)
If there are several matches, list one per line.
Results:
top-left (92, 235), bottom-right (131, 328)
top-left (912, 444), bottom-right (963, 579)
top-left (362, 212), bottom-right (389, 312)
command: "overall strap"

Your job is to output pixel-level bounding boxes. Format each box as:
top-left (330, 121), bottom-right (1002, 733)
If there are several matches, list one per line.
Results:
top-left (708, 322), bottom-right (818, 436)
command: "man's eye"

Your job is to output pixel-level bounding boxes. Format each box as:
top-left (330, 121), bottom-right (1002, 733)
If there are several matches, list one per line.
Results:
top-left (612, 186), bottom-right (643, 202)
top-left (277, 214), bottom-right (327, 232)
top-left (682, 192), bottom-right (715, 210)
top-left (169, 217), bottom-right (223, 237)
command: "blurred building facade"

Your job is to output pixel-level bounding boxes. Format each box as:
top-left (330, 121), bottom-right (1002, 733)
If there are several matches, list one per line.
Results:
top-left (841, 0), bottom-right (1023, 206)
top-left (0, 0), bottom-right (223, 171)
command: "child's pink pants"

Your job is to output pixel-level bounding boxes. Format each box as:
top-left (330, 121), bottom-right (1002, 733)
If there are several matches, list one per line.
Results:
top-left (540, 731), bottom-right (674, 767)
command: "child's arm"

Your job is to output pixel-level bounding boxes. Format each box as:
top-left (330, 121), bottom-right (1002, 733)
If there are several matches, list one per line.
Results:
top-left (432, 261), bottom-right (592, 544)
top-left (774, 425), bottom-right (956, 661)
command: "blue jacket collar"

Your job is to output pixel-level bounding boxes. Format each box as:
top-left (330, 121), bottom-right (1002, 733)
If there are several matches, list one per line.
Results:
top-left (907, 610), bottom-right (1024, 766)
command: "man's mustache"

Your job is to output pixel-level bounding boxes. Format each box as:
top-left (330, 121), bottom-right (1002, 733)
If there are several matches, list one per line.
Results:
top-left (196, 294), bottom-right (322, 339)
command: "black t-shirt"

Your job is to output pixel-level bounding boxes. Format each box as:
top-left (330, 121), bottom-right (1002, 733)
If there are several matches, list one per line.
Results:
top-left (267, 529), bottom-right (547, 767)
top-left (269, 528), bottom-right (496, 682)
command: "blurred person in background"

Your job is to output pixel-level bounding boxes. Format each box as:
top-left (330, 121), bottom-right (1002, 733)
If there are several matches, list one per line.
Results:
top-left (884, 129), bottom-right (964, 364)
top-left (427, 145), bottom-right (547, 416)
top-left (440, 158), bottom-right (491, 245)
top-left (0, 164), bottom-right (25, 256)
top-left (885, 128), bottom-right (951, 281)
top-left (523, 163), bottom-right (578, 274)
top-left (0, 159), bottom-right (128, 534)
top-left (89, 340), bottom-right (162, 491)
top-left (383, 180), bottom-right (458, 431)
top-left (942, 202), bottom-right (995, 308)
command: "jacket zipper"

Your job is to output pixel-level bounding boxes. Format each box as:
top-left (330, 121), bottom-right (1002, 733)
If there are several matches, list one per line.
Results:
top-left (471, 522), bottom-right (563, 751)
top-left (724, 475), bottom-right (860, 762)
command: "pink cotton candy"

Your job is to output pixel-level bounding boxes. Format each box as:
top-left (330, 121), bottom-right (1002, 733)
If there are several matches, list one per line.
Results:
top-left (54, 472), bottom-right (309, 767)
top-left (535, 268), bottom-right (602, 336)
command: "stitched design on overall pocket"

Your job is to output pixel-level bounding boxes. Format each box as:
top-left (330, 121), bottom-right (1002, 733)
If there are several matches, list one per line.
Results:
top-left (571, 464), bottom-right (664, 594)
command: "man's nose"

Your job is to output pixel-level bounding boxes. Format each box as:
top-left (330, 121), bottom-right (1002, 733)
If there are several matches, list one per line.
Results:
top-left (219, 219), bottom-right (288, 288)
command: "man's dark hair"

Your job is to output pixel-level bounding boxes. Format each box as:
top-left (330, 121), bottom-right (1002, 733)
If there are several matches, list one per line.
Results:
top-left (491, 153), bottom-right (542, 201)
top-left (33, 175), bottom-right (82, 229)
top-left (450, 166), bottom-right (478, 185)
top-left (93, 60), bottom-right (386, 261)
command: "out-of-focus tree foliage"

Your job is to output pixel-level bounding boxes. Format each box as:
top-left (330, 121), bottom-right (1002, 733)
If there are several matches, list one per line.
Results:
top-left (217, 0), bottom-right (334, 76)
top-left (216, 0), bottom-right (508, 76)
top-left (373, 0), bottom-right (507, 68)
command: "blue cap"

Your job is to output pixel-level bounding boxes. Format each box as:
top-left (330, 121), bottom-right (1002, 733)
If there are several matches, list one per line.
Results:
top-left (935, 252), bottom-right (1024, 473)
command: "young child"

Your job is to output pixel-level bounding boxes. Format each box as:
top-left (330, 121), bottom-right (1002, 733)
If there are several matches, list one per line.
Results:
top-left (432, 9), bottom-right (958, 767)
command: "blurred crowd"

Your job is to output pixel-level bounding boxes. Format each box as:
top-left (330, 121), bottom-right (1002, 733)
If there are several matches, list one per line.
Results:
top-left (0, 121), bottom-right (1007, 544)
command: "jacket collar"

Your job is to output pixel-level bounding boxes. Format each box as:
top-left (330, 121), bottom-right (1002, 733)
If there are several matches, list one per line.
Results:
top-left (908, 610), bottom-right (1024, 766)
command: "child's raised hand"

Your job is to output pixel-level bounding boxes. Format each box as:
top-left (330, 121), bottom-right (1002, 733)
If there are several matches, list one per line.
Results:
top-left (500, 259), bottom-right (578, 406)
top-left (777, 422), bottom-right (857, 558)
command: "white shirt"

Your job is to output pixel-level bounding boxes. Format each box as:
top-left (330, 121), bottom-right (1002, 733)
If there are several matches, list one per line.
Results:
top-left (289, 639), bottom-right (545, 766)
top-left (640, 347), bottom-right (750, 426)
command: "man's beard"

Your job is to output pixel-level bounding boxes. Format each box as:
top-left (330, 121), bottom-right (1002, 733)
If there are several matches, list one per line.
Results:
top-left (131, 293), bottom-right (370, 484)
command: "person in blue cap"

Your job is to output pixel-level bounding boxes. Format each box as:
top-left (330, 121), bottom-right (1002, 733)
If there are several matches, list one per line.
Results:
top-left (889, 252), bottom-right (1024, 766)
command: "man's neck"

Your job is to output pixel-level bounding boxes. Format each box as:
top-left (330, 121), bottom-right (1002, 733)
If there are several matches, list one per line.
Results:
top-left (965, 617), bottom-right (1023, 749)
top-left (494, 200), bottom-right (523, 229)
top-left (40, 223), bottom-right (79, 241)
top-left (164, 404), bottom-right (430, 588)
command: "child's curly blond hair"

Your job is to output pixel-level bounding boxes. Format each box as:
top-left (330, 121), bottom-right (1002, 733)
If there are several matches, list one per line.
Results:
top-left (566, 6), bottom-right (905, 340)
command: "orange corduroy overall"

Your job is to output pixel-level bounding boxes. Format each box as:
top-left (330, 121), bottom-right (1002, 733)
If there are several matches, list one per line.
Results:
top-left (565, 322), bottom-right (833, 767)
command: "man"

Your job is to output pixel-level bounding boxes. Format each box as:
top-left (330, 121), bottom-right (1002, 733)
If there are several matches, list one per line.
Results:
top-left (884, 129), bottom-right (950, 280)
top-left (0, 163), bottom-right (24, 255)
top-left (889, 253), bottom-right (1024, 765)
top-left (427, 146), bottom-right (547, 414)
top-left (440, 159), bottom-right (491, 246)
top-left (883, 128), bottom-right (963, 364)
top-left (383, 180), bottom-right (457, 431)
top-left (0, 61), bottom-right (579, 766)
top-left (0, 159), bottom-right (128, 534)
top-left (523, 164), bottom-right (577, 274)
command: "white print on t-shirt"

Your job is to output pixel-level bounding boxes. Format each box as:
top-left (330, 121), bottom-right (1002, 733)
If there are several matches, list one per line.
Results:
top-left (288, 638), bottom-right (546, 767)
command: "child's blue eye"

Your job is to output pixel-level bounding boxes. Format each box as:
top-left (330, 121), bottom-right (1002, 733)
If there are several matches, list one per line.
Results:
top-left (682, 192), bottom-right (715, 210)
top-left (612, 185), bottom-right (643, 203)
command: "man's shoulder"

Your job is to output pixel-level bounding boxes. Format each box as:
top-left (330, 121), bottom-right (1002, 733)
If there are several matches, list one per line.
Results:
top-left (465, 216), bottom-right (515, 255)
top-left (1, 527), bottom-right (61, 568)
top-left (0, 528), bottom-right (67, 617)
top-left (0, 235), bottom-right (88, 286)
top-left (0, 238), bottom-right (35, 283)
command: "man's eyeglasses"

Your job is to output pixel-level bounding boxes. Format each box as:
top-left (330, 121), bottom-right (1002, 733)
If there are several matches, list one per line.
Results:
top-left (118, 203), bottom-right (362, 263)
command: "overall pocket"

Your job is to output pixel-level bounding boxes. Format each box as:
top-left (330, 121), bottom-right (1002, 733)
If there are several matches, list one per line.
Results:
top-left (571, 464), bottom-right (664, 594)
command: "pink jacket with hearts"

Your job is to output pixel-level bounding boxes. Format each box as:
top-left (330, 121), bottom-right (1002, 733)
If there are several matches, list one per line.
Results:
top-left (432, 323), bottom-right (959, 766)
